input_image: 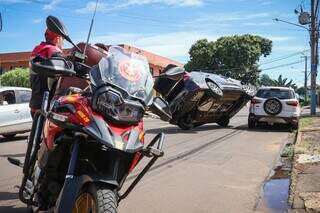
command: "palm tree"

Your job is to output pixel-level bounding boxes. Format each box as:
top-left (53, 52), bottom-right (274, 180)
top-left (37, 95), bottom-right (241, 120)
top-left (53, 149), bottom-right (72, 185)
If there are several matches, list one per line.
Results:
top-left (273, 75), bottom-right (297, 89)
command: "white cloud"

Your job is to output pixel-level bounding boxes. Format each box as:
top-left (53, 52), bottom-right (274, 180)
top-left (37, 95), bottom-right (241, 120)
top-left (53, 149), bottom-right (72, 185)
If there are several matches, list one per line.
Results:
top-left (75, 1), bottom-right (109, 14)
top-left (243, 22), bottom-right (273, 26)
top-left (43, 0), bottom-right (62, 10)
top-left (32, 18), bottom-right (42, 24)
top-left (91, 31), bottom-right (221, 61)
top-left (75, 0), bottom-right (203, 14)
top-left (189, 12), bottom-right (270, 24)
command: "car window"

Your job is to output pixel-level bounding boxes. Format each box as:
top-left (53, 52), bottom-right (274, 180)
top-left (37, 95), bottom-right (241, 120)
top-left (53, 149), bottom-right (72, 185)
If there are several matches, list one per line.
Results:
top-left (256, 89), bottom-right (294, 99)
top-left (16, 90), bottom-right (31, 103)
top-left (0, 90), bottom-right (16, 104)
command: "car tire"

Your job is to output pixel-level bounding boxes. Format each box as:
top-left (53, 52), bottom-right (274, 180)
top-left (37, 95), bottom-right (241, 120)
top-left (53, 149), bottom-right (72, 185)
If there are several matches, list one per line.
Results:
top-left (178, 114), bottom-right (194, 130)
top-left (2, 134), bottom-right (16, 138)
top-left (206, 79), bottom-right (223, 99)
top-left (263, 98), bottom-right (282, 115)
top-left (248, 119), bottom-right (256, 129)
top-left (217, 117), bottom-right (230, 127)
top-left (292, 123), bottom-right (299, 130)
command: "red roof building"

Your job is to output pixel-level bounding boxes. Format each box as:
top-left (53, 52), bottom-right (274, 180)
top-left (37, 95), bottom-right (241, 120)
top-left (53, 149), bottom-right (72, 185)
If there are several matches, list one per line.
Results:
top-left (0, 44), bottom-right (184, 76)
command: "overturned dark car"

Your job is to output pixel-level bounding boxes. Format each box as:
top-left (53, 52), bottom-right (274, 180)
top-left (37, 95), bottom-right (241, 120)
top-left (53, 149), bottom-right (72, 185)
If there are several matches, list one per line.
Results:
top-left (154, 65), bottom-right (256, 130)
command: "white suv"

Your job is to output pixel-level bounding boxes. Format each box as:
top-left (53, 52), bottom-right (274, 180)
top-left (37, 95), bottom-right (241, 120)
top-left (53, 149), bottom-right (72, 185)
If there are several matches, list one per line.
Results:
top-left (248, 87), bottom-right (301, 129)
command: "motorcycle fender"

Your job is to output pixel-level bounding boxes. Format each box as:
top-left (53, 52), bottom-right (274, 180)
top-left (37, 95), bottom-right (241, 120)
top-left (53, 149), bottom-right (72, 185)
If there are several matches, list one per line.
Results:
top-left (54, 175), bottom-right (119, 213)
top-left (54, 175), bottom-right (92, 213)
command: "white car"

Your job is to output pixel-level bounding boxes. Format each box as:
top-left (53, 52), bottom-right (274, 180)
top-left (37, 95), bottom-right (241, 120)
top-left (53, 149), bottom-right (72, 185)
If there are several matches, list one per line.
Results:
top-left (0, 86), bottom-right (32, 138)
top-left (248, 86), bottom-right (301, 129)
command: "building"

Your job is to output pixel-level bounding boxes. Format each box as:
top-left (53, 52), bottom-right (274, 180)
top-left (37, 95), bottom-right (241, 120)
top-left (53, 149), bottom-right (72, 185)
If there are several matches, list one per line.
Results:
top-left (0, 44), bottom-right (184, 76)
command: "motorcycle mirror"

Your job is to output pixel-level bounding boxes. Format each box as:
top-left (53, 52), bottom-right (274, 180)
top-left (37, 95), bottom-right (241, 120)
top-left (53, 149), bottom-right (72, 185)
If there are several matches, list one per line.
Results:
top-left (163, 67), bottom-right (185, 81)
top-left (46, 15), bottom-right (82, 53)
top-left (149, 97), bottom-right (172, 121)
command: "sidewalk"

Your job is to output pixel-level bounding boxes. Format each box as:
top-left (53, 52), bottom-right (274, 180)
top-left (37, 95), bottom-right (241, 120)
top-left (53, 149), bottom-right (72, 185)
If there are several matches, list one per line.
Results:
top-left (289, 113), bottom-right (320, 213)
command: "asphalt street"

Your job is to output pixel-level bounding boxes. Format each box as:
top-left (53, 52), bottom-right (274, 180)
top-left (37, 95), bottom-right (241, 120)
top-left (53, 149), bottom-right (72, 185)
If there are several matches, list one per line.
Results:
top-left (0, 106), bottom-right (293, 213)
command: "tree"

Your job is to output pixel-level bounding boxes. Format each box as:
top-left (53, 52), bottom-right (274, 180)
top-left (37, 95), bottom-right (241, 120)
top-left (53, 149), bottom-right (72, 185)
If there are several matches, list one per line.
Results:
top-left (258, 74), bottom-right (275, 86)
top-left (258, 74), bottom-right (297, 90)
top-left (0, 68), bottom-right (30, 88)
top-left (185, 34), bottom-right (272, 84)
top-left (273, 75), bottom-right (297, 89)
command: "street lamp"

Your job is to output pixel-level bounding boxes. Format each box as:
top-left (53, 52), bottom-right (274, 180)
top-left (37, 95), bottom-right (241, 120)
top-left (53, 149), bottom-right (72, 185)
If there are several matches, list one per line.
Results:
top-left (273, 11), bottom-right (318, 115)
top-left (273, 18), bottom-right (309, 31)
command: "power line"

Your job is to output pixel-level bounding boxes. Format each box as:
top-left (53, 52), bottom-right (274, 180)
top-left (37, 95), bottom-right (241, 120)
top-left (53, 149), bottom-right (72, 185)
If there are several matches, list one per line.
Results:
top-left (259, 49), bottom-right (309, 65)
top-left (261, 60), bottom-right (304, 71)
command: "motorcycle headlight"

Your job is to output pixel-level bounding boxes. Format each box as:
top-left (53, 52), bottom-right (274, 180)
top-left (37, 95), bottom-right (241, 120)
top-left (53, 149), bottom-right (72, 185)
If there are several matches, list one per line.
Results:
top-left (94, 89), bottom-right (144, 124)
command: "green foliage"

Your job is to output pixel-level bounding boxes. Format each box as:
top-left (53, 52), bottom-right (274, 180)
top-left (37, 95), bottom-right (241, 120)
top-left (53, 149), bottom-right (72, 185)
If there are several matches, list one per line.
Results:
top-left (258, 74), bottom-right (275, 86)
top-left (185, 34), bottom-right (273, 84)
top-left (258, 74), bottom-right (297, 90)
top-left (296, 86), bottom-right (305, 95)
top-left (0, 68), bottom-right (30, 88)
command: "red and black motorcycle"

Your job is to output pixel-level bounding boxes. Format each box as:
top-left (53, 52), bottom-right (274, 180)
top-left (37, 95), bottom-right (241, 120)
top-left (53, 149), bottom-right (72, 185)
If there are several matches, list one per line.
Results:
top-left (8, 16), bottom-right (171, 213)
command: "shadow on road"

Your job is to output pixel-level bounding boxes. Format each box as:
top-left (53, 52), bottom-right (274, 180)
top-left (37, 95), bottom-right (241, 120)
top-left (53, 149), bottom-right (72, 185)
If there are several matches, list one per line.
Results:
top-left (146, 123), bottom-right (292, 135)
top-left (146, 124), bottom-right (223, 134)
top-left (234, 124), bottom-right (293, 133)
top-left (0, 135), bottom-right (28, 143)
top-left (0, 191), bottom-right (27, 213)
top-left (0, 206), bottom-right (27, 213)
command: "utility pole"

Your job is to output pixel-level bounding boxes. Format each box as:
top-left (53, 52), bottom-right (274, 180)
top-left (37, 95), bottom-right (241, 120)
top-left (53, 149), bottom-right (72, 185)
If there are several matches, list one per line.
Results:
top-left (310, 0), bottom-right (318, 115)
top-left (304, 55), bottom-right (308, 101)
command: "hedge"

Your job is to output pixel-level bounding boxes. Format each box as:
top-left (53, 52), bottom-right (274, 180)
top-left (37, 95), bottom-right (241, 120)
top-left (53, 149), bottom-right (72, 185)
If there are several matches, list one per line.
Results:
top-left (0, 68), bottom-right (30, 88)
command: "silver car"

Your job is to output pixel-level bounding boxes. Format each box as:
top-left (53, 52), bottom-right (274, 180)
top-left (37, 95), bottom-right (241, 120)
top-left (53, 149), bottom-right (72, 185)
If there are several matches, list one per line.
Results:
top-left (0, 86), bottom-right (32, 138)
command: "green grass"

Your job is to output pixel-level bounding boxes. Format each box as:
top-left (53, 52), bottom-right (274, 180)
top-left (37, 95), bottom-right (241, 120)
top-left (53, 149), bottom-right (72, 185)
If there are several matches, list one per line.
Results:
top-left (282, 144), bottom-right (295, 160)
top-left (300, 117), bottom-right (313, 129)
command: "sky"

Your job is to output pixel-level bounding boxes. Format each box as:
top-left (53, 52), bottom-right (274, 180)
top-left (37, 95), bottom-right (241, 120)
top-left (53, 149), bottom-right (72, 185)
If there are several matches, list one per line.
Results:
top-left (0, 0), bottom-right (318, 87)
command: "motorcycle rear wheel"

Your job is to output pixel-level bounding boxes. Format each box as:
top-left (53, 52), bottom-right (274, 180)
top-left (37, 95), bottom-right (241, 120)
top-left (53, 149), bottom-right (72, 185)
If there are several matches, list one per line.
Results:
top-left (72, 184), bottom-right (118, 213)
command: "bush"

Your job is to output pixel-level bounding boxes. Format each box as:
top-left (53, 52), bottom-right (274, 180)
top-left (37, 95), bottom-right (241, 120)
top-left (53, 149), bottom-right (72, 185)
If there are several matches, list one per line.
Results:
top-left (0, 68), bottom-right (30, 88)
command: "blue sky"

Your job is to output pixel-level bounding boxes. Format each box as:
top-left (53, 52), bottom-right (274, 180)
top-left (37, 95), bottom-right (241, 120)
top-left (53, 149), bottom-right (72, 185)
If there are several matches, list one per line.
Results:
top-left (0, 0), bottom-right (318, 86)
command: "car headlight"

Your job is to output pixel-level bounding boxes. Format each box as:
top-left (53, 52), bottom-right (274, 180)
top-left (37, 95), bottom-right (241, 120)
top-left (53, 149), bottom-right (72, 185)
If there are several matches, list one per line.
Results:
top-left (94, 89), bottom-right (144, 124)
top-left (206, 80), bottom-right (223, 97)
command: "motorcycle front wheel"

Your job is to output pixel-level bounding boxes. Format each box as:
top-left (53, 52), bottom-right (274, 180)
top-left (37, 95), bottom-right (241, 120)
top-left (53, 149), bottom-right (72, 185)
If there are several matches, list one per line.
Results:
top-left (72, 184), bottom-right (118, 213)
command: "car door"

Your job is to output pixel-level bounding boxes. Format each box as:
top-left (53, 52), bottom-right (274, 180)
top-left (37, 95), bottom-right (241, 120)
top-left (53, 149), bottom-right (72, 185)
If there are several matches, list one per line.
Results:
top-left (15, 89), bottom-right (32, 131)
top-left (0, 90), bottom-right (20, 134)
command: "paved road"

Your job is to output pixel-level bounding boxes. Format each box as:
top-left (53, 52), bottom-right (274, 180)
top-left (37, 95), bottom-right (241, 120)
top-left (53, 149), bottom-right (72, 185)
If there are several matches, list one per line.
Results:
top-left (0, 107), bottom-right (293, 213)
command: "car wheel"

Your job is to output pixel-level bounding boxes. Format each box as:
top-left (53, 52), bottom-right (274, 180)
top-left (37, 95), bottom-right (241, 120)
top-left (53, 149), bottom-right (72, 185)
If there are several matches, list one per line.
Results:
top-left (248, 119), bottom-right (256, 129)
top-left (217, 117), bottom-right (230, 127)
top-left (292, 123), bottom-right (299, 130)
top-left (206, 80), bottom-right (223, 99)
top-left (178, 114), bottom-right (194, 130)
top-left (2, 134), bottom-right (16, 138)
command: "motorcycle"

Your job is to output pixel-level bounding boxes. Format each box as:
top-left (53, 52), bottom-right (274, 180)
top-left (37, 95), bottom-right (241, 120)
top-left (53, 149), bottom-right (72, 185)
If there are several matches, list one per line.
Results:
top-left (8, 16), bottom-right (171, 213)
top-left (154, 65), bottom-right (255, 130)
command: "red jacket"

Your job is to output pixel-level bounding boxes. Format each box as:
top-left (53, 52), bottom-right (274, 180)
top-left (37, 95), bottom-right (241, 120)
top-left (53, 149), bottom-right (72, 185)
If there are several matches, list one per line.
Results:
top-left (29, 42), bottom-right (62, 110)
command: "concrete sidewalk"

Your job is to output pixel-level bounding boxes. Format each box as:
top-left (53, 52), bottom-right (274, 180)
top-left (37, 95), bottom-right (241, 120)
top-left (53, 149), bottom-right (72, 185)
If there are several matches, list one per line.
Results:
top-left (290, 116), bottom-right (320, 213)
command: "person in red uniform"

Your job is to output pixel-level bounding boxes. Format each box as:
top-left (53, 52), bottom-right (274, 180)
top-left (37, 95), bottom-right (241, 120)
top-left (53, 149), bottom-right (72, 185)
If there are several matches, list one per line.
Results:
top-left (29, 29), bottom-right (64, 118)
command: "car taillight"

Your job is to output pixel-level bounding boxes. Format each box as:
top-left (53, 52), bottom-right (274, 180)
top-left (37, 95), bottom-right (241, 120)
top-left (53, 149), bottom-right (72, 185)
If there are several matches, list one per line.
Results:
top-left (251, 98), bottom-right (262, 104)
top-left (183, 73), bottom-right (191, 81)
top-left (286, 100), bottom-right (299, 107)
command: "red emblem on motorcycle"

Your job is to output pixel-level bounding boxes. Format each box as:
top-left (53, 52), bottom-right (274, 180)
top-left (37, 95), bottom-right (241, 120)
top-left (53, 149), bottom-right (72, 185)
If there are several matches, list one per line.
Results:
top-left (118, 60), bottom-right (142, 82)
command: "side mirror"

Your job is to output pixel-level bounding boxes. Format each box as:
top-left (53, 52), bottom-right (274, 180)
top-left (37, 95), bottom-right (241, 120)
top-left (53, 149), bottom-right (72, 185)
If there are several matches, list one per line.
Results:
top-left (149, 97), bottom-right (172, 121)
top-left (162, 67), bottom-right (185, 81)
top-left (46, 15), bottom-right (82, 52)
top-left (31, 57), bottom-right (76, 78)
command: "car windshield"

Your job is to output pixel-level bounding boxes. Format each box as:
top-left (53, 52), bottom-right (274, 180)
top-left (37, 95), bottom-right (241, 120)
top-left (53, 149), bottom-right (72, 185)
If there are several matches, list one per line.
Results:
top-left (256, 89), bottom-right (294, 99)
top-left (90, 46), bottom-right (154, 105)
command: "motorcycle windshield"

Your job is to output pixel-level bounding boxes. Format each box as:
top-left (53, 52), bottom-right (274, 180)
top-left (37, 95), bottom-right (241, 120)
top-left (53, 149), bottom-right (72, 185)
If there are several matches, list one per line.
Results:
top-left (91, 46), bottom-right (154, 105)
